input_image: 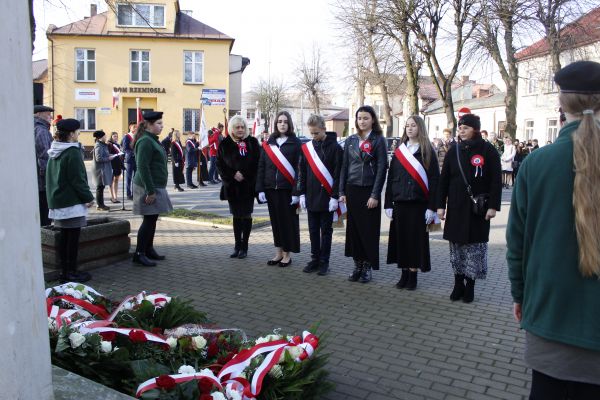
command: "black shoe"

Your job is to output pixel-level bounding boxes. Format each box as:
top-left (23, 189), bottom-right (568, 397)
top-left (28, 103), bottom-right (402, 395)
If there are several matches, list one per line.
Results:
top-left (127, 195), bottom-right (133, 200)
top-left (279, 258), bottom-right (292, 268)
top-left (175, 185), bottom-right (184, 192)
top-left (237, 250), bottom-right (247, 259)
top-left (200, 182), bottom-right (207, 187)
top-left (450, 274), bottom-right (465, 301)
top-left (267, 258), bottom-right (283, 266)
top-left (359, 264), bottom-right (372, 283)
top-left (111, 199), bottom-right (121, 203)
top-left (96, 205), bottom-right (110, 211)
top-left (406, 271), bottom-right (418, 290)
top-left (303, 259), bottom-right (320, 273)
top-left (230, 249), bottom-right (240, 258)
top-left (210, 180), bottom-right (218, 184)
top-left (60, 271), bottom-right (92, 284)
top-left (317, 262), bottom-right (329, 276)
top-left (463, 278), bottom-right (475, 303)
top-left (146, 248), bottom-right (165, 260)
top-left (395, 269), bottom-right (410, 289)
top-left (348, 261), bottom-right (363, 282)
top-left (187, 184), bottom-right (199, 189)
top-left (133, 252), bottom-right (157, 267)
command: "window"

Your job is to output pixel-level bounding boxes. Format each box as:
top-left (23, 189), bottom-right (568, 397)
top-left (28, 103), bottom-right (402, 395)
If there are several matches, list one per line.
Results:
top-left (183, 109), bottom-right (201, 132)
top-left (546, 69), bottom-right (557, 93)
top-left (547, 118), bottom-right (558, 142)
top-left (184, 51), bottom-right (204, 83)
top-left (75, 49), bottom-right (95, 81)
top-left (524, 119), bottom-right (534, 140)
top-left (246, 109), bottom-right (255, 120)
top-left (130, 50), bottom-right (150, 82)
top-left (117, 4), bottom-right (165, 27)
top-left (75, 108), bottom-right (96, 131)
top-left (527, 71), bottom-right (537, 94)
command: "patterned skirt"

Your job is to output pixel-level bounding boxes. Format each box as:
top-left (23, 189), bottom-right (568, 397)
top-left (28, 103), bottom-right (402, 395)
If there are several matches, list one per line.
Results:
top-left (449, 242), bottom-right (488, 279)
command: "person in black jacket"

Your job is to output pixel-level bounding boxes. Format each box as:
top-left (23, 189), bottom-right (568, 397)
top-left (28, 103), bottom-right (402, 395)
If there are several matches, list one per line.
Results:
top-left (437, 114), bottom-right (502, 303)
top-left (185, 132), bottom-right (199, 189)
top-left (171, 130), bottom-right (185, 192)
top-left (298, 114), bottom-right (343, 276)
top-left (108, 132), bottom-right (124, 203)
top-left (217, 115), bottom-right (260, 259)
top-left (339, 105), bottom-right (388, 283)
top-left (161, 128), bottom-right (173, 156)
top-left (384, 116), bottom-right (439, 290)
top-left (256, 110), bottom-right (302, 267)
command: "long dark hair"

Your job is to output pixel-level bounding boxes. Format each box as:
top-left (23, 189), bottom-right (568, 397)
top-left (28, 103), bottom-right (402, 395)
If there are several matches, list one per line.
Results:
top-left (355, 105), bottom-right (383, 136)
top-left (273, 111), bottom-right (295, 137)
top-left (133, 121), bottom-right (148, 146)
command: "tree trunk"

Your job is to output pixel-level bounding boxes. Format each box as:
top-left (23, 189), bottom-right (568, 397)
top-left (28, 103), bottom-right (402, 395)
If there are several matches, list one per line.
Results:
top-left (400, 31), bottom-right (419, 116)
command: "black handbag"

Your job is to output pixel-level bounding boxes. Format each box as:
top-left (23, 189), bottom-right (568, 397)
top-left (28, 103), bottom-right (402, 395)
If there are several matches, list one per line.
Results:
top-left (455, 144), bottom-right (490, 217)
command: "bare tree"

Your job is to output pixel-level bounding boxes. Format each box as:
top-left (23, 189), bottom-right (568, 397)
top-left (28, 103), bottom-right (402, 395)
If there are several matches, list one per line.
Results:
top-left (249, 79), bottom-right (288, 132)
top-left (296, 44), bottom-right (331, 114)
top-left (409, 0), bottom-right (481, 133)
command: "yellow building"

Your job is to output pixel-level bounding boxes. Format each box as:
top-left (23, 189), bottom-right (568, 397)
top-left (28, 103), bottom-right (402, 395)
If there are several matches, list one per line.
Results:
top-left (46, 1), bottom-right (237, 147)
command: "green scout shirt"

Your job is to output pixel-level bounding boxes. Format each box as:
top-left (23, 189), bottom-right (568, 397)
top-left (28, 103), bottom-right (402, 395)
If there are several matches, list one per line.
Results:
top-left (133, 132), bottom-right (168, 195)
top-left (507, 121), bottom-right (600, 351)
top-left (46, 146), bottom-right (94, 209)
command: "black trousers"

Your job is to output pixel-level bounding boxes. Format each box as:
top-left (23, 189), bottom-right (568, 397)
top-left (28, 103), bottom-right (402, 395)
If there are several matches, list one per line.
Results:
top-left (59, 228), bottom-right (81, 275)
top-left (39, 190), bottom-right (51, 226)
top-left (530, 370), bottom-right (600, 400)
top-left (96, 185), bottom-right (105, 207)
top-left (307, 210), bottom-right (334, 263)
top-left (233, 217), bottom-right (253, 251)
top-left (125, 161), bottom-right (136, 198)
top-left (186, 166), bottom-right (195, 186)
top-left (135, 214), bottom-right (159, 254)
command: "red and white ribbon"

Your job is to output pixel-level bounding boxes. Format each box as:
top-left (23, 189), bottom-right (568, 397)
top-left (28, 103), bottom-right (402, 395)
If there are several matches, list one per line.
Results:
top-left (72, 320), bottom-right (169, 345)
top-left (394, 143), bottom-right (429, 198)
top-left (108, 291), bottom-right (171, 321)
top-left (136, 369), bottom-right (223, 397)
top-left (262, 141), bottom-right (295, 185)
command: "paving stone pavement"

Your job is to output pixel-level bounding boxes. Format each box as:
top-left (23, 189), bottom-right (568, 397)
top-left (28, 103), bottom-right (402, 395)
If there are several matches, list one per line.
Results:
top-left (81, 163), bottom-right (528, 399)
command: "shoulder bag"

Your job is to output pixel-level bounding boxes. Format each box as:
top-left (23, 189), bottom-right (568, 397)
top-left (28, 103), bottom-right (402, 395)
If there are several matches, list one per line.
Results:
top-left (455, 143), bottom-right (490, 217)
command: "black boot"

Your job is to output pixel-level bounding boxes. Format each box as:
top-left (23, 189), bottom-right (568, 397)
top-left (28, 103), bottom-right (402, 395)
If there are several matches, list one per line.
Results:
top-left (146, 247), bottom-right (165, 260)
top-left (450, 274), bottom-right (465, 301)
top-left (231, 218), bottom-right (242, 258)
top-left (396, 269), bottom-right (410, 289)
top-left (317, 261), bottom-right (329, 276)
top-left (96, 187), bottom-right (109, 211)
top-left (175, 184), bottom-right (184, 192)
top-left (406, 271), bottom-right (418, 290)
top-left (463, 278), bottom-right (475, 303)
top-left (359, 263), bottom-right (372, 283)
top-left (348, 260), bottom-right (363, 282)
top-left (303, 259), bottom-right (320, 273)
top-left (133, 252), bottom-right (157, 267)
top-left (238, 218), bottom-right (251, 259)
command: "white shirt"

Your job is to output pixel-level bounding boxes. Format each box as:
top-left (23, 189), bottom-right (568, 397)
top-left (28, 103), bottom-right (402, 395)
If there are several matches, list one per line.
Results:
top-left (407, 142), bottom-right (420, 154)
top-left (275, 136), bottom-right (287, 146)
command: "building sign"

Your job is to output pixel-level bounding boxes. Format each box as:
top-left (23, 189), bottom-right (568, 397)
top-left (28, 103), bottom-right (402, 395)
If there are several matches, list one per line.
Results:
top-left (113, 87), bottom-right (167, 94)
top-left (97, 107), bottom-right (112, 115)
top-left (75, 88), bottom-right (99, 101)
top-left (201, 89), bottom-right (226, 106)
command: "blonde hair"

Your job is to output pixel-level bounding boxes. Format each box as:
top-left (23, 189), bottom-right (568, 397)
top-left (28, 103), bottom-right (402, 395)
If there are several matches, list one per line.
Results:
top-left (401, 115), bottom-right (434, 169)
top-left (559, 92), bottom-right (600, 277)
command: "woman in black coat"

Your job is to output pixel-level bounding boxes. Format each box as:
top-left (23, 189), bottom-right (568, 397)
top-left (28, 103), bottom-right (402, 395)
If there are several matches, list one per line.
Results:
top-left (108, 132), bottom-right (123, 203)
top-left (217, 115), bottom-right (260, 259)
top-left (384, 115), bottom-right (439, 290)
top-left (437, 114), bottom-right (502, 303)
top-left (339, 105), bottom-right (388, 283)
top-left (256, 111), bottom-right (301, 267)
top-left (171, 130), bottom-right (185, 191)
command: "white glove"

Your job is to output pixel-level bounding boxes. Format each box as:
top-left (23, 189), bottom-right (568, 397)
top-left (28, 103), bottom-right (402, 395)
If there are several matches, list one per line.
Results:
top-left (290, 196), bottom-right (299, 206)
top-left (299, 195), bottom-right (306, 209)
top-left (425, 209), bottom-right (436, 225)
top-left (328, 198), bottom-right (338, 212)
top-left (109, 154), bottom-right (118, 160)
top-left (174, 163), bottom-right (179, 167)
top-left (385, 208), bottom-right (393, 219)
top-left (258, 192), bottom-right (267, 203)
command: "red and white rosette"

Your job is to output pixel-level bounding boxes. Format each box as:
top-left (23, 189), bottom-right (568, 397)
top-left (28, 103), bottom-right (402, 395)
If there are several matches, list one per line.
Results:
top-left (471, 154), bottom-right (485, 177)
top-left (135, 369), bottom-right (223, 398)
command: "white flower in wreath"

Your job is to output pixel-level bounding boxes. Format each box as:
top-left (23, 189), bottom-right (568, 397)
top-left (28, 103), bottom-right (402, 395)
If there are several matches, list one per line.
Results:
top-left (226, 386), bottom-right (243, 400)
top-left (286, 346), bottom-right (305, 360)
top-left (48, 317), bottom-right (57, 331)
top-left (166, 337), bottom-right (178, 349)
top-left (255, 334), bottom-right (281, 344)
top-left (68, 332), bottom-right (86, 348)
top-left (100, 341), bottom-right (112, 353)
top-left (268, 364), bottom-right (283, 379)
top-left (178, 365), bottom-right (196, 375)
top-left (192, 335), bottom-right (207, 350)
top-left (123, 302), bottom-right (133, 310)
top-left (211, 392), bottom-right (227, 400)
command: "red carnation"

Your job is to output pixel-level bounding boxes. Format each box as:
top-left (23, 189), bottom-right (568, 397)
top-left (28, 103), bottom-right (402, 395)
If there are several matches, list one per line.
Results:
top-left (199, 394), bottom-right (213, 400)
top-left (207, 342), bottom-right (219, 357)
top-left (198, 377), bottom-right (214, 394)
top-left (155, 374), bottom-right (177, 390)
top-left (151, 327), bottom-right (164, 336)
top-left (100, 331), bottom-right (117, 342)
top-left (129, 330), bottom-right (147, 343)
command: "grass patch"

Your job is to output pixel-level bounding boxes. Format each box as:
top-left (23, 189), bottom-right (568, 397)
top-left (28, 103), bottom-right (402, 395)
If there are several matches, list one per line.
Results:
top-left (165, 208), bottom-right (270, 227)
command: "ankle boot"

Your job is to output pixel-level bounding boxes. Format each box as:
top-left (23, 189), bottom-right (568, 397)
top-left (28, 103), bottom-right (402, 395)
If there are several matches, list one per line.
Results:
top-left (450, 274), bottom-right (465, 301)
top-left (133, 252), bottom-right (157, 267)
top-left (406, 271), bottom-right (418, 290)
top-left (146, 247), bottom-right (165, 260)
top-left (396, 269), bottom-right (410, 289)
top-left (463, 278), bottom-right (475, 303)
top-left (231, 218), bottom-right (242, 257)
top-left (359, 263), bottom-right (372, 283)
top-left (348, 260), bottom-right (363, 282)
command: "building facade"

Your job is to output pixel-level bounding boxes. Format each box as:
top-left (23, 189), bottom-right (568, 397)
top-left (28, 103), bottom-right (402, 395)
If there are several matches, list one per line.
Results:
top-left (46, 1), bottom-right (243, 147)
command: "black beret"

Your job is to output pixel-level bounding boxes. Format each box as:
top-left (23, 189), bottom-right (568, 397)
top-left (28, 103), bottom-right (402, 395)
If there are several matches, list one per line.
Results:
top-left (93, 130), bottom-right (106, 139)
top-left (554, 61), bottom-right (600, 94)
top-left (458, 113), bottom-right (481, 131)
top-left (56, 118), bottom-right (80, 132)
top-left (142, 111), bottom-right (163, 122)
top-left (34, 105), bottom-right (54, 113)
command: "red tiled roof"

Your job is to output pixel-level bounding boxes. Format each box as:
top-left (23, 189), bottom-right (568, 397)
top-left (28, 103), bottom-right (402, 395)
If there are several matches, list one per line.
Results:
top-left (515, 7), bottom-right (600, 61)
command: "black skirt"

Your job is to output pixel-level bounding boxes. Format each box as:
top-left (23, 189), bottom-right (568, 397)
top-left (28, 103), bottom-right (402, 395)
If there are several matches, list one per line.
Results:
top-left (228, 198), bottom-right (254, 218)
top-left (387, 201), bottom-right (431, 271)
top-left (265, 189), bottom-right (300, 253)
top-left (172, 163), bottom-right (185, 185)
top-left (344, 184), bottom-right (381, 269)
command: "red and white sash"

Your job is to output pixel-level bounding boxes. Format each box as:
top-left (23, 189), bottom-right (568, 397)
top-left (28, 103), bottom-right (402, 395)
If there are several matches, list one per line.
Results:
top-left (262, 141), bottom-right (295, 185)
top-left (173, 141), bottom-right (184, 162)
top-left (125, 133), bottom-right (134, 149)
top-left (394, 143), bottom-right (429, 198)
top-left (186, 139), bottom-right (197, 150)
top-left (301, 142), bottom-right (346, 219)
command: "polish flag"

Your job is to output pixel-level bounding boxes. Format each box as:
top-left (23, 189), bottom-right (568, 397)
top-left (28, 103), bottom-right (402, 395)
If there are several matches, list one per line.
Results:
top-left (252, 107), bottom-right (261, 136)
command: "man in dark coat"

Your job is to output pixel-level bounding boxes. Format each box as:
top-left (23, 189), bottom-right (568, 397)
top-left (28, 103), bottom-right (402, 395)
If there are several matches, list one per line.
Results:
top-left (121, 122), bottom-right (137, 200)
top-left (185, 132), bottom-right (199, 188)
top-left (161, 128), bottom-right (173, 156)
top-left (34, 104), bottom-right (54, 226)
top-left (298, 115), bottom-right (343, 276)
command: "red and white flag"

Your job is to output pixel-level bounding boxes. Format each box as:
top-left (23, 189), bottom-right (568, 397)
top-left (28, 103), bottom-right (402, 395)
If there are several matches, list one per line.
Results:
top-left (252, 107), bottom-right (261, 136)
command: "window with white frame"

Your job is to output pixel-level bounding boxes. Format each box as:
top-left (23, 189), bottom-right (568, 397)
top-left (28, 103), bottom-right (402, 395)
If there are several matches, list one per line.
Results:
top-left (75, 49), bottom-right (95, 81)
top-left (246, 109), bottom-right (256, 120)
top-left (524, 119), bottom-right (535, 140)
top-left (527, 71), bottom-right (538, 94)
top-left (75, 108), bottom-right (96, 131)
top-left (547, 118), bottom-right (558, 142)
top-left (130, 50), bottom-right (150, 82)
top-left (183, 109), bottom-right (201, 132)
top-left (117, 4), bottom-right (165, 27)
top-left (546, 69), bottom-right (557, 93)
top-left (184, 51), bottom-right (204, 83)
